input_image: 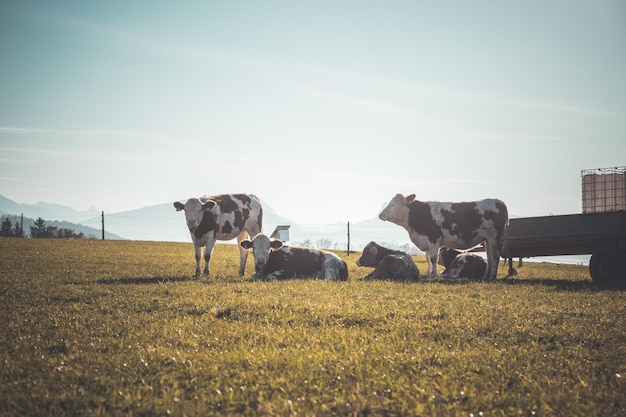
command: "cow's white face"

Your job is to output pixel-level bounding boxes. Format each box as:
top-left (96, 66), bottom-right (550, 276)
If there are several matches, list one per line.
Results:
top-left (379, 194), bottom-right (415, 224)
top-left (240, 234), bottom-right (282, 274)
top-left (174, 198), bottom-right (216, 232)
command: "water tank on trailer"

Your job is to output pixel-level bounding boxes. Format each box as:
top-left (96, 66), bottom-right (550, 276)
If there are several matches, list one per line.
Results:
top-left (581, 166), bottom-right (626, 213)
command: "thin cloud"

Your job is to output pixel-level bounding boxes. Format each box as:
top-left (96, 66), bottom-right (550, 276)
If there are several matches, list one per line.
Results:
top-left (0, 146), bottom-right (155, 168)
top-left (433, 178), bottom-right (504, 186)
top-left (290, 83), bottom-right (410, 117)
top-left (24, 10), bottom-right (165, 56)
top-left (0, 127), bottom-right (59, 135)
top-left (470, 96), bottom-right (626, 120)
top-left (298, 65), bottom-right (626, 120)
top-left (0, 146), bottom-right (110, 161)
top-left (0, 176), bottom-right (38, 184)
top-left (458, 131), bottom-right (561, 142)
top-left (25, 8), bottom-right (274, 75)
top-left (0, 126), bottom-right (156, 136)
top-left (0, 157), bottom-right (40, 165)
top-left (0, 126), bottom-right (192, 151)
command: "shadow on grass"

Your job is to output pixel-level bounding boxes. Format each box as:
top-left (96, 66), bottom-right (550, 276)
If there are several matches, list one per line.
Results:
top-left (93, 275), bottom-right (623, 292)
top-left (497, 277), bottom-right (597, 292)
top-left (96, 276), bottom-right (191, 285)
top-left (417, 276), bottom-right (610, 292)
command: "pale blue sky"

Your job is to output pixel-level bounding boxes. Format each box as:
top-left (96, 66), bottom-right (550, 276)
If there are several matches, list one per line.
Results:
top-left (1, 1), bottom-right (625, 224)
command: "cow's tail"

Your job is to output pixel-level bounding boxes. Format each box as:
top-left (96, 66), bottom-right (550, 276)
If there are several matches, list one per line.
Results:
top-left (499, 219), bottom-right (518, 277)
top-left (499, 220), bottom-right (509, 259)
top-left (497, 200), bottom-right (510, 259)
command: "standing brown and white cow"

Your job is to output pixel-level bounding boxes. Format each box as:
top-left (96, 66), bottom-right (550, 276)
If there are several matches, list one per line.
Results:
top-left (379, 194), bottom-right (508, 281)
top-left (174, 194), bottom-right (263, 277)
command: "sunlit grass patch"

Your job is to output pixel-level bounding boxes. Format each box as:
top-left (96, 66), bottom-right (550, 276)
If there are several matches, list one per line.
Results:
top-left (0, 238), bottom-right (624, 416)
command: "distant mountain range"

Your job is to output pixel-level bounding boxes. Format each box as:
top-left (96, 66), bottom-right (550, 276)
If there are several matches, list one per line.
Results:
top-left (0, 195), bottom-right (100, 223)
top-left (0, 195), bottom-right (416, 252)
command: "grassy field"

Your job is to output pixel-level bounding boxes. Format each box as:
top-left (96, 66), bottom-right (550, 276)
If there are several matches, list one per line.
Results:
top-left (1, 238), bottom-right (624, 416)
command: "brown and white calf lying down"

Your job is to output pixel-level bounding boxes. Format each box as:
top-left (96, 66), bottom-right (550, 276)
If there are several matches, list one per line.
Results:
top-left (356, 241), bottom-right (420, 282)
top-left (240, 234), bottom-right (348, 281)
top-left (438, 247), bottom-right (487, 280)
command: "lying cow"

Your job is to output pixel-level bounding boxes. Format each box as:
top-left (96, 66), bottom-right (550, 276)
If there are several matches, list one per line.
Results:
top-left (240, 234), bottom-right (348, 281)
top-left (438, 247), bottom-right (464, 276)
top-left (379, 194), bottom-right (508, 281)
top-left (438, 247), bottom-right (486, 280)
top-left (356, 241), bottom-right (420, 281)
top-left (451, 253), bottom-right (487, 279)
top-left (174, 194), bottom-right (263, 277)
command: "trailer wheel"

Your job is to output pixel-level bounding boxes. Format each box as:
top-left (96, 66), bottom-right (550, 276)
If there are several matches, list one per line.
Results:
top-left (589, 246), bottom-right (624, 287)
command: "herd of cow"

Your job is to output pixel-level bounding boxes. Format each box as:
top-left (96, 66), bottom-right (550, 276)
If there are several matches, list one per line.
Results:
top-left (174, 193), bottom-right (509, 282)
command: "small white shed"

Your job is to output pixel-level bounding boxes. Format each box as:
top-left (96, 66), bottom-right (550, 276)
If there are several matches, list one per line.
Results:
top-left (270, 225), bottom-right (291, 242)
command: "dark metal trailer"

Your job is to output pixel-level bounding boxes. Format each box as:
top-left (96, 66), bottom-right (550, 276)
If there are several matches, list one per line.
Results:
top-left (501, 166), bottom-right (626, 286)
top-left (505, 211), bottom-right (626, 285)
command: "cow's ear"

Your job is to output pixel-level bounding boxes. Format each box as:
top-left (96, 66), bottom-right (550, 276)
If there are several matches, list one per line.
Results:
top-left (270, 240), bottom-right (283, 251)
top-left (406, 194), bottom-right (416, 203)
top-left (369, 245), bottom-right (378, 256)
top-left (174, 202), bottom-right (185, 211)
top-left (202, 200), bottom-right (217, 211)
top-left (240, 240), bottom-right (253, 250)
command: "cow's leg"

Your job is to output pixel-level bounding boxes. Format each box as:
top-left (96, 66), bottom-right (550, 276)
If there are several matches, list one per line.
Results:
top-left (483, 240), bottom-right (498, 281)
top-left (363, 270), bottom-right (377, 280)
top-left (204, 236), bottom-right (217, 276)
top-left (425, 250), bottom-right (433, 276)
top-left (429, 251), bottom-right (435, 276)
top-left (235, 231), bottom-right (250, 276)
top-left (427, 246), bottom-right (440, 277)
top-left (266, 271), bottom-right (283, 280)
top-left (194, 245), bottom-right (203, 277)
top-left (490, 243), bottom-right (500, 280)
top-left (482, 241), bottom-right (492, 280)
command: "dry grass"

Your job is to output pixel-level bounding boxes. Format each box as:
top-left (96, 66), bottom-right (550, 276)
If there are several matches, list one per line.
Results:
top-left (0, 238), bottom-right (624, 416)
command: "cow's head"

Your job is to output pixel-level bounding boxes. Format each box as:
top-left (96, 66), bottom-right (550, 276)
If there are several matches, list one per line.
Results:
top-left (438, 247), bottom-right (463, 269)
top-left (356, 241), bottom-right (380, 267)
top-left (379, 194), bottom-right (415, 223)
top-left (240, 234), bottom-right (283, 276)
top-left (174, 198), bottom-right (217, 232)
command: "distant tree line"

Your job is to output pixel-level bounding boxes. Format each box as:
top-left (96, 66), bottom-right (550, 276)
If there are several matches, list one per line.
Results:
top-left (1, 217), bottom-right (86, 239)
top-left (1, 217), bottom-right (24, 237)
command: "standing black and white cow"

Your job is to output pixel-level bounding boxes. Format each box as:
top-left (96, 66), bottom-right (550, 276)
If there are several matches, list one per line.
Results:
top-left (379, 194), bottom-right (508, 281)
top-left (240, 234), bottom-right (348, 281)
top-left (174, 194), bottom-right (263, 277)
top-left (356, 241), bottom-right (420, 282)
